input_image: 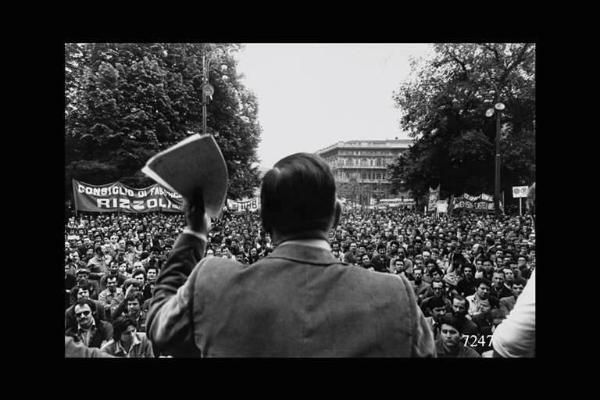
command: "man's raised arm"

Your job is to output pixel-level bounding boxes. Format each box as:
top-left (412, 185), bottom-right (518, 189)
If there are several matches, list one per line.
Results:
top-left (145, 190), bottom-right (210, 356)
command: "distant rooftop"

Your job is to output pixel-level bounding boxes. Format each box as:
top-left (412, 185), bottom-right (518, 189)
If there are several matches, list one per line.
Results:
top-left (315, 139), bottom-right (412, 155)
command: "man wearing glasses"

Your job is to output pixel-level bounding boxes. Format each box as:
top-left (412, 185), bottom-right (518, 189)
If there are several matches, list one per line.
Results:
top-left (65, 299), bottom-right (113, 349)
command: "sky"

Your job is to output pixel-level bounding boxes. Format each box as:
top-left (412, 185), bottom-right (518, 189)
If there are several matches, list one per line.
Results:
top-left (234, 43), bottom-right (435, 169)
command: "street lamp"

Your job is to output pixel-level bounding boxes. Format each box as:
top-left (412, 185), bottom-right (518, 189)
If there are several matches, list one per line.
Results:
top-left (200, 45), bottom-right (223, 136)
top-left (485, 102), bottom-right (505, 214)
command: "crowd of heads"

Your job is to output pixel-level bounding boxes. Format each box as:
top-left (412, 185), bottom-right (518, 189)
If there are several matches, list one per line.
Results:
top-left (65, 197), bottom-right (535, 356)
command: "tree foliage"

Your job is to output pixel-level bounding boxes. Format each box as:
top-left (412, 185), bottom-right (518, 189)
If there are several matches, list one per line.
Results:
top-left (389, 43), bottom-right (535, 203)
top-left (65, 43), bottom-right (262, 201)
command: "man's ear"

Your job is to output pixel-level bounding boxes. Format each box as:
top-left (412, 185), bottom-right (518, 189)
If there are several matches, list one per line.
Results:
top-left (332, 200), bottom-right (342, 229)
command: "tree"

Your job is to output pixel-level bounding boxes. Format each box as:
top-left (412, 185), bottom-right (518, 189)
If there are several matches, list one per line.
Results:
top-left (65, 43), bottom-right (261, 202)
top-left (389, 43), bottom-right (535, 207)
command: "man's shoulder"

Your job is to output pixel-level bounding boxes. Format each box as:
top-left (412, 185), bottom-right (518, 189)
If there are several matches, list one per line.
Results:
top-left (357, 270), bottom-right (414, 294)
top-left (194, 256), bottom-right (245, 280)
top-left (460, 344), bottom-right (481, 358)
top-left (100, 339), bottom-right (117, 352)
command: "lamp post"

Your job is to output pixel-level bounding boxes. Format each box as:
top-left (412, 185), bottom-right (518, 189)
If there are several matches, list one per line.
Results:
top-left (486, 101), bottom-right (505, 214)
top-left (201, 45), bottom-right (221, 136)
top-left (201, 54), bottom-right (214, 136)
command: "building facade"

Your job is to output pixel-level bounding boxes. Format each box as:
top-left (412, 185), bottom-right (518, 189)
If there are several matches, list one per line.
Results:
top-left (315, 139), bottom-right (412, 205)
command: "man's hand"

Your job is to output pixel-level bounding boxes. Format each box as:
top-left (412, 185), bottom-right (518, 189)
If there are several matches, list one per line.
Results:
top-left (124, 279), bottom-right (138, 296)
top-left (184, 188), bottom-right (211, 235)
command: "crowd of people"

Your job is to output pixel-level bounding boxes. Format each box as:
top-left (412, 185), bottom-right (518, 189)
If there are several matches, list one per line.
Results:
top-left (65, 206), bottom-right (535, 358)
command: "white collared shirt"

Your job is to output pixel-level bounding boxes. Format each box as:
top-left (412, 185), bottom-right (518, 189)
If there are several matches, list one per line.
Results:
top-left (77, 319), bottom-right (96, 347)
top-left (277, 239), bottom-right (331, 251)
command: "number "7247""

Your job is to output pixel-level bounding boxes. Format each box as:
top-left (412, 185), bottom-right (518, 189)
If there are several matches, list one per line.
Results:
top-left (462, 335), bottom-right (492, 347)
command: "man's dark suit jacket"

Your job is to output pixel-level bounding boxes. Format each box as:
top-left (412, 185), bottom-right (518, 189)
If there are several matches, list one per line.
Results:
top-left (146, 234), bottom-right (435, 357)
top-left (65, 319), bottom-right (113, 349)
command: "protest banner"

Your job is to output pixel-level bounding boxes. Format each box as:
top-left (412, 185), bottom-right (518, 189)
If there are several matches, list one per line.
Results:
top-left (428, 185), bottom-right (440, 212)
top-left (451, 193), bottom-right (495, 212)
top-left (226, 198), bottom-right (261, 212)
top-left (436, 200), bottom-right (448, 214)
top-left (72, 180), bottom-right (183, 213)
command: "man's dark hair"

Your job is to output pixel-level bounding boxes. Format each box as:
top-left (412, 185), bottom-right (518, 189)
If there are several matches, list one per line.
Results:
top-left (429, 267), bottom-right (443, 277)
top-left (112, 316), bottom-right (136, 341)
top-left (439, 314), bottom-right (464, 334)
top-left (431, 279), bottom-right (445, 288)
top-left (426, 296), bottom-right (447, 310)
top-left (76, 280), bottom-right (92, 292)
top-left (132, 269), bottom-right (146, 279)
top-left (260, 153), bottom-right (337, 236)
top-left (125, 291), bottom-right (144, 304)
top-left (74, 298), bottom-right (96, 314)
top-left (476, 278), bottom-right (492, 288)
top-left (452, 295), bottom-right (467, 305)
top-left (512, 277), bottom-right (527, 287)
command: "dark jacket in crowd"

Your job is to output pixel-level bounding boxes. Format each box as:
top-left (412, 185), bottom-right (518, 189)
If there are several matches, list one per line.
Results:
top-left (491, 284), bottom-right (512, 300)
top-left (65, 319), bottom-right (113, 349)
top-left (456, 277), bottom-right (477, 297)
top-left (435, 339), bottom-right (481, 358)
top-left (343, 251), bottom-right (358, 265)
top-left (65, 273), bottom-right (77, 291)
top-left (371, 253), bottom-right (391, 273)
top-left (146, 234), bottom-right (436, 357)
top-left (456, 316), bottom-right (480, 336)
